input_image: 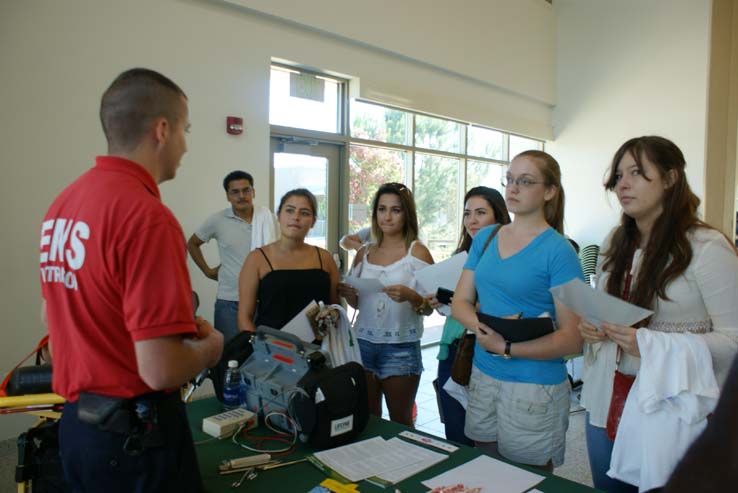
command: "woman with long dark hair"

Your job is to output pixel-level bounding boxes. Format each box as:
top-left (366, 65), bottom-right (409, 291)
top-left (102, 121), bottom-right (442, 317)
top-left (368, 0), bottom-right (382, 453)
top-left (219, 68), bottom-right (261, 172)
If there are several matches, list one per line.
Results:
top-left (338, 183), bottom-right (434, 426)
top-left (433, 186), bottom-right (510, 445)
top-left (578, 136), bottom-right (738, 492)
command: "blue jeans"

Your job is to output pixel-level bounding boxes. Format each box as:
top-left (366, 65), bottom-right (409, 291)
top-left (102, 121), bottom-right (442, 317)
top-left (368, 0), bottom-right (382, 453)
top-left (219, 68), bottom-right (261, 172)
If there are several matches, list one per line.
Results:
top-left (436, 340), bottom-right (474, 446)
top-left (585, 413), bottom-right (638, 492)
top-left (214, 299), bottom-right (239, 341)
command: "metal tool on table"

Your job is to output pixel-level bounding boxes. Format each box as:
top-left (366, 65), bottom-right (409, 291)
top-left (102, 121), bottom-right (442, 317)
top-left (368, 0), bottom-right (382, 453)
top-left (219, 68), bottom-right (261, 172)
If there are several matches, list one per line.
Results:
top-left (230, 467), bottom-right (257, 488)
top-left (219, 453), bottom-right (272, 472)
top-left (218, 456), bottom-right (308, 475)
top-left (258, 457), bottom-right (308, 470)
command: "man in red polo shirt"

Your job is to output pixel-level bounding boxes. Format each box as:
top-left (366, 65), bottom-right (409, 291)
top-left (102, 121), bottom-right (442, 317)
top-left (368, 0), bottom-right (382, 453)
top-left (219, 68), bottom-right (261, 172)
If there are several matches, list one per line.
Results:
top-left (40, 68), bottom-right (223, 492)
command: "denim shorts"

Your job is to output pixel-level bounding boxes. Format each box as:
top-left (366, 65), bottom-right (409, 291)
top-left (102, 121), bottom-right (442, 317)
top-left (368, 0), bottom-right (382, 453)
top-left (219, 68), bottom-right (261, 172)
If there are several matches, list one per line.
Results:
top-left (358, 339), bottom-right (423, 380)
top-left (464, 366), bottom-right (570, 467)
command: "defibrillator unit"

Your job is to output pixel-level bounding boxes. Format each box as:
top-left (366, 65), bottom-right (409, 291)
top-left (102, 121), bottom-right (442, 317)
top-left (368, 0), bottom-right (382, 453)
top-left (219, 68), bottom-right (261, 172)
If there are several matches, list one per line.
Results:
top-left (239, 327), bottom-right (368, 449)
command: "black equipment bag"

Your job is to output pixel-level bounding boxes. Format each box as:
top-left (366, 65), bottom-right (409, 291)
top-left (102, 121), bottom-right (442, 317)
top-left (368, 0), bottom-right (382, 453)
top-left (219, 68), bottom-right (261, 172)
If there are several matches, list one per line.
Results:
top-left (289, 362), bottom-right (369, 450)
top-left (16, 420), bottom-right (71, 492)
top-left (7, 364), bottom-right (53, 396)
top-left (209, 331), bottom-right (253, 402)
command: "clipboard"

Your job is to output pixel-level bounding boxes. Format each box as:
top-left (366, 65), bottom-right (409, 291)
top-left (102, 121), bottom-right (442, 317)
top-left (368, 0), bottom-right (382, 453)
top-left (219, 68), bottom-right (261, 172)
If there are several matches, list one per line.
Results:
top-left (477, 312), bottom-right (554, 343)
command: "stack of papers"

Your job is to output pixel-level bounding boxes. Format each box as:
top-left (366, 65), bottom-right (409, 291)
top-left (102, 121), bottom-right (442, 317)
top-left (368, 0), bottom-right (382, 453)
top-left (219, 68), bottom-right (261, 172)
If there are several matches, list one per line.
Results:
top-left (312, 436), bottom-right (447, 483)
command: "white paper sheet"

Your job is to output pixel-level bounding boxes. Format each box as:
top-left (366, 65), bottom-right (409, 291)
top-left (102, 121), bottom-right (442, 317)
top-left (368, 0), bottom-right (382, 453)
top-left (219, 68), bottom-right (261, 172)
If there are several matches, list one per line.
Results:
top-left (437, 305), bottom-right (452, 316)
top-left (313, 435), bottom-right (447, 483)
top-left (342, 276), bottom-right (384, 298)
top-left (376, 438), bottom-right (448, 483)
top-left (422, 455), bottom-right (544, 493)
top-left (415, 251), bottom-right (468, 295)
top-left (279, 300), bottom-right (317, 342)
top-left (549, 278), bottom-right (653, 329)
top-left (442, 377), bottom-right (469, 409)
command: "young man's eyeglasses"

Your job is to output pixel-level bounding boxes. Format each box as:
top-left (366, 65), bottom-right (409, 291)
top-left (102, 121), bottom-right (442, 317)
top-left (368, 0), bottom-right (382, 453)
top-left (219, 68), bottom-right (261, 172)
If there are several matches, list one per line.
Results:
top-left (228, 187), bottom-right (253, 196)
top-left (501, 175), bottom-right (547, 188)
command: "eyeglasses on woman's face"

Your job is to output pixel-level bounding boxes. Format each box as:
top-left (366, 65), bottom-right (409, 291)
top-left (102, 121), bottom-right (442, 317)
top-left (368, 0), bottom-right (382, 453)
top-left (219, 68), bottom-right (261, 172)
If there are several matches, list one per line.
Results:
top-left (501, 174), bottom-right (547, 189)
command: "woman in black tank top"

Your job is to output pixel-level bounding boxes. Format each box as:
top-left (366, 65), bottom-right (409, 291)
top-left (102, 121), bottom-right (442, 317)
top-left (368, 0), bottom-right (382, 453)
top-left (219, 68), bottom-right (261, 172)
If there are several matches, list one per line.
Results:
top-left (237, 189), bottom-right (339, 333)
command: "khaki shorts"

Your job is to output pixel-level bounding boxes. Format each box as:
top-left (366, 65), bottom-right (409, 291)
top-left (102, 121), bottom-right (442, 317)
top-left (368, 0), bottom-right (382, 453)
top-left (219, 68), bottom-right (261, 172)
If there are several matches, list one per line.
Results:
top-left (464, 366), bottom-right (570, 467)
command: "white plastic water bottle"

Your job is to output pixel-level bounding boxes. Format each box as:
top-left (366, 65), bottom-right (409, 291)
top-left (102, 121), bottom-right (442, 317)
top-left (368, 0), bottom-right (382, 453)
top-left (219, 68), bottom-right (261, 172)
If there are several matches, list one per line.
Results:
top-left (238, 374), bottom-right (248, 409)
top-left (222, 360), bottom-right (243, 410)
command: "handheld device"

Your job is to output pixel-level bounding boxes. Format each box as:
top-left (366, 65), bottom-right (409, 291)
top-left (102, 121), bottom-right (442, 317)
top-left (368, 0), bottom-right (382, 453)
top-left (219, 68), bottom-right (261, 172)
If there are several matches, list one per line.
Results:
top-left (436, 287), bottom-right (454, 305)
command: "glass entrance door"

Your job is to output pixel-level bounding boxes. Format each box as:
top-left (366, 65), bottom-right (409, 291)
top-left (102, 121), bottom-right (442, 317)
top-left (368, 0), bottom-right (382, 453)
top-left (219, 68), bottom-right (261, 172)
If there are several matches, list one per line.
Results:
top-left (270, 138), bottom-right (342, 252)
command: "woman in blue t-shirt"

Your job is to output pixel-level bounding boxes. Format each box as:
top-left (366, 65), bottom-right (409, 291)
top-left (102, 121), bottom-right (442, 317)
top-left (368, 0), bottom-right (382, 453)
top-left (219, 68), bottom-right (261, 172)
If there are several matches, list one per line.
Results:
top-left (452, 150), bottom-right (583, 471)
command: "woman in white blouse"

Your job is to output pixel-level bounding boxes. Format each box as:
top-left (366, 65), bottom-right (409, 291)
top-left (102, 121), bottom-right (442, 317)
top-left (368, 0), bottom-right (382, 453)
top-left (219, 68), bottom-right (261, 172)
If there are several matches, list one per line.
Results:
top-left (338, 183), bottom-right (434, 426)
top-left (578, 136), bottom-right (738, 492)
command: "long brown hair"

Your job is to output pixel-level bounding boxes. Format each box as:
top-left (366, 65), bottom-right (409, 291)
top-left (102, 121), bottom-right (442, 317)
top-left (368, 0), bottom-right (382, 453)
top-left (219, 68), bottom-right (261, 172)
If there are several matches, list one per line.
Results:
top-left (515, 150), bottom-right (565, 234)
top-left (602, 136), bottom-right (714, 310)
top-left (455, 186), bottom-right (511, 253)
top-left (371, 182), bottom-right (419, 248)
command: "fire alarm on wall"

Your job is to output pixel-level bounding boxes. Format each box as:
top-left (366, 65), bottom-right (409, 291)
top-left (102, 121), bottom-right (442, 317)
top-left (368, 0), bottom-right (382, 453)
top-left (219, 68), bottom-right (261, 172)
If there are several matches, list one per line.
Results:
top-left (226, 116), bottom-right (243, 135)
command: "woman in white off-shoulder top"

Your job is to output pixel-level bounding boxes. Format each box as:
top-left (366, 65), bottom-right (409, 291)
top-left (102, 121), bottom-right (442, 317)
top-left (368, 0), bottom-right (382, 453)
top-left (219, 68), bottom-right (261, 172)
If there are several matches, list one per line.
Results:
top-left (578, 136), bottom-right (738, 493)
top-left (337, 183), bottom-right (434, 426)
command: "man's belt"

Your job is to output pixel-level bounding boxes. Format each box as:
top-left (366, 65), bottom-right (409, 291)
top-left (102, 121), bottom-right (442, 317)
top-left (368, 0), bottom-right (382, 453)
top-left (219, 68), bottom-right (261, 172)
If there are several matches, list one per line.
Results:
top-left (77, 392), bottom-right (171, 455)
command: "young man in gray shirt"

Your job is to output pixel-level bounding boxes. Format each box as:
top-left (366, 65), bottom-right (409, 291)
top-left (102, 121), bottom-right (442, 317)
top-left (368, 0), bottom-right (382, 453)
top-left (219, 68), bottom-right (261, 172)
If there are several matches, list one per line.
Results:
top-left (187, 171), bottom-right (278, 340)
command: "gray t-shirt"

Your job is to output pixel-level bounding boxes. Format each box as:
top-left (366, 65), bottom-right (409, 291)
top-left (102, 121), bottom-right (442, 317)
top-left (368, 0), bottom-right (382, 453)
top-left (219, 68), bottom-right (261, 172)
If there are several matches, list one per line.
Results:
top-left (195, 208), bottom-right (253, 301)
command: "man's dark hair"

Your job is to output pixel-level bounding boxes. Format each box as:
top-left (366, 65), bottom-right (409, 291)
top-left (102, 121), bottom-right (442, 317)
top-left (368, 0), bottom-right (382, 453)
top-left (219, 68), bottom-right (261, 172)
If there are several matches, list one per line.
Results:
top-left (100, 68), bottom-right (187, 152)
top-left (223, 171), bottom-right (254, 191)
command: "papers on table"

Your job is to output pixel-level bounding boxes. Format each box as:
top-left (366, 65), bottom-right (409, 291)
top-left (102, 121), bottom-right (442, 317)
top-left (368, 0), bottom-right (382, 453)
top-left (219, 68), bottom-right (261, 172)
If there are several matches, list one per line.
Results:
top-left (312, 435), bottom-right (447, 483)
top-left (422, 455), bottom-right (544, 493)
top-left (342, 276), bottom-right (384, 298)
top-left (550, 278), bottom-right (653, 329)
top-left (280, 300), bottom-right (318, 342)
top-left (415, 251), bottom-right (468, 295)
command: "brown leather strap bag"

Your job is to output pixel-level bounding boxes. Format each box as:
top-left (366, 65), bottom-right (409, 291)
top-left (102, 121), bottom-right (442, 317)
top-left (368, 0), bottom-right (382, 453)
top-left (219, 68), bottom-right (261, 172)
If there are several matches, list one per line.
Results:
top-left (450, 225), bottom-right (502, 385)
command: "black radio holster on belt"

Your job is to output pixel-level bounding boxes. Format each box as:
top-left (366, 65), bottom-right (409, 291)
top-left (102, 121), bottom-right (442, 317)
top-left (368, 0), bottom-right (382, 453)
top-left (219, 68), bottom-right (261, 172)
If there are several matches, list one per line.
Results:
top-left (77, 392), bottom-right (165, 456)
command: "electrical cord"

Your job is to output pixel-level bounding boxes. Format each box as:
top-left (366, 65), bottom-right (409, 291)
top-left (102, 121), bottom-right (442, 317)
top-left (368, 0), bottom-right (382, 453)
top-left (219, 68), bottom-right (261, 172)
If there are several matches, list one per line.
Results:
top-left (231, 411), bottom-right (297, 454)
top-left (227, 387), bottom-right (307, 454)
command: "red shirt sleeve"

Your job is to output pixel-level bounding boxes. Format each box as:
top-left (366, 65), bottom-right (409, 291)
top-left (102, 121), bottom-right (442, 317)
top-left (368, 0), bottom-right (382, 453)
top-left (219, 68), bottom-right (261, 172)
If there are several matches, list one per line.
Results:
top-left (118, 216), bottom-right (197, 341)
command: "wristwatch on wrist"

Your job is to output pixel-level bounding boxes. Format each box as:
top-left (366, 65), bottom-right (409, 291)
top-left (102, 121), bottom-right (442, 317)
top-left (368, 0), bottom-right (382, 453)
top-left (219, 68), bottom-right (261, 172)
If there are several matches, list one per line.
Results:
top-left (502, 340), bottom-right (512, 359)
top-left (414, 297), bottom-right (430, 315)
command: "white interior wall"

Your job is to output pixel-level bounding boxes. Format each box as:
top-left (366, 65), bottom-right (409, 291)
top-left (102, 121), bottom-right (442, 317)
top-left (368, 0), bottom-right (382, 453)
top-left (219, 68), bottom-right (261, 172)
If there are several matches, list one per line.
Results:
top-left (225, 0), bottom-right (557, 105)
top-left (0, 0), bottom-right (555, 439)
top-left (549, 0), bottom-right (711, 247)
